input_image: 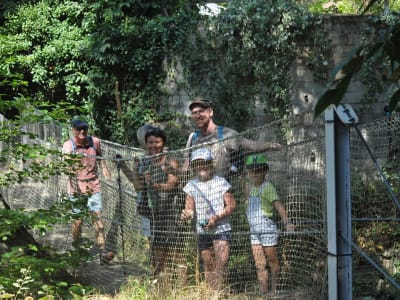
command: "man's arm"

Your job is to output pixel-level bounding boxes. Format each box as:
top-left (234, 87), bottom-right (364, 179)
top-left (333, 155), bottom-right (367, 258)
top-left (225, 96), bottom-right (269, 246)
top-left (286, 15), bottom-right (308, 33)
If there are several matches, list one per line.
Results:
top-left (96, 140), bottom-right (111, 180)
top-left (118, 157), bottom-right (144, 191)
top-left (100, 159), bottom-right (111, 180)
top-left (240, 137), bottom-right (281, 152)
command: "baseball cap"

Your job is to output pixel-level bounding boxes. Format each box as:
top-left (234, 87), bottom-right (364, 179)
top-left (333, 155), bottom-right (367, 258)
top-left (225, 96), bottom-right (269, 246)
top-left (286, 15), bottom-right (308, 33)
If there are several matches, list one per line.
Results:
top-left (71, 117), bottom-right (89, 128)
top-left (246, 154), bottom-right (269, 169)
top-left (189, 97), bottom-right (213, 110)
top-left (191, 148), bottom-right (213, 162)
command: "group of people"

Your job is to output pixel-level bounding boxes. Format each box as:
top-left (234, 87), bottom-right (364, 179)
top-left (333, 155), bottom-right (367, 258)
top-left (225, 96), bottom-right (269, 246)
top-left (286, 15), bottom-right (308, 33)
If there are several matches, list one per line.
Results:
top-left (62, 97), bottom-right (294, 295)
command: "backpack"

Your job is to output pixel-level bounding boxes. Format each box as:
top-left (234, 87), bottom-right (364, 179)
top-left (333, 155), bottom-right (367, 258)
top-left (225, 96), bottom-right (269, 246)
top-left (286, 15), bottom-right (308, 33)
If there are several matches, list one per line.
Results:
top-left (191, 125), bottom-right (224, 144)
top-left (191, 126), bottom-right (244, 177)
top-left (70, 136), bottom-right (97, 154)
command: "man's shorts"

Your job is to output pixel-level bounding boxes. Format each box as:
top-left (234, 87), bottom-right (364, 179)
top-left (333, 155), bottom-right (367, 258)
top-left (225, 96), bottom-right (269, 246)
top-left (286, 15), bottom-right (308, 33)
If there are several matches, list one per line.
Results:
top-left (198, 231), bottom-right (231, 251)
top-left (250, 221), bottom-right (278, 247)
top-left (70, 192), bottom-right (102, 213)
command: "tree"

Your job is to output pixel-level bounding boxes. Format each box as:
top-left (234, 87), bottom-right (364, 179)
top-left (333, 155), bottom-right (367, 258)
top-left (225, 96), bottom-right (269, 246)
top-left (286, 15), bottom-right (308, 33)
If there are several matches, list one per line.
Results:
top-left (0, 33), bottom-right (92, 298)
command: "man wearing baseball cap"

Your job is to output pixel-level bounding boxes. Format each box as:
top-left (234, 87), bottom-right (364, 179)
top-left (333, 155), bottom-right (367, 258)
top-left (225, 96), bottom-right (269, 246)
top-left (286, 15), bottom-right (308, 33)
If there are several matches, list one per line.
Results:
top-left (184, 96), bottom-right (281, 180)
top-left (62, 116), bottom-right (113, 264)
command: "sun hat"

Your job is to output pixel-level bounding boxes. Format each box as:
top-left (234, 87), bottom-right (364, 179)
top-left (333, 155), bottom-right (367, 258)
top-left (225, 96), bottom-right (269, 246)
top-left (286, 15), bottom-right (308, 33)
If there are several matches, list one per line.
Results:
top-left (71, 117), bottom-right (88, 128)
top-left (189, 97), bottom-right (213, 110)
top-left (191, 148), bottom-right (213, 162)
top-left (137, 123), bottom-right (157, 148)
top-left (245, 154), bottom-right (269, 169)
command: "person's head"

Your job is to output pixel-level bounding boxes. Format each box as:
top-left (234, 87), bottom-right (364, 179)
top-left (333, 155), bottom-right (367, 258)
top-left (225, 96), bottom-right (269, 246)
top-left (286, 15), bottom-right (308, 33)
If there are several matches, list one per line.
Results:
top-left (190, 148), bottom-right (214, 182)
top-left (189, 97), bottom-right (214, 129)
top-left (246, 154), bottom-right (269, 184)
top-left (144, 127), bottom-right (167, 155)
top-left (71, 117), bottom-right (89, 141)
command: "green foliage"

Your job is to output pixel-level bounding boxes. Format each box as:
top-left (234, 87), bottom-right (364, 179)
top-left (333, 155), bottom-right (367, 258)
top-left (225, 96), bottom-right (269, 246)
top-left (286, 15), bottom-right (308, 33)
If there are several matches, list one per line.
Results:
top-left (2, 0), bottom-right (332, 145)
top-left (1, 1), bottom-right (91, 110)
top-left (0, 37), bottom-right (94, 298)
top-left (0, 200), bottom-right (95, 299)
top-left (307, 0), bottom-right (400, 14)
top-left (181, 0), bottom-right (328, 130)
top-left (83, 0), bottom-right (201, 142)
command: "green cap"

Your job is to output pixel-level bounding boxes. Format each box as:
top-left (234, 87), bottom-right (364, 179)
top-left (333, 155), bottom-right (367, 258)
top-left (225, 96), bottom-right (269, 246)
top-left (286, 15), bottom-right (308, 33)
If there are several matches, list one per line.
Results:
top-left (245, 154), bottom-right (269, 169)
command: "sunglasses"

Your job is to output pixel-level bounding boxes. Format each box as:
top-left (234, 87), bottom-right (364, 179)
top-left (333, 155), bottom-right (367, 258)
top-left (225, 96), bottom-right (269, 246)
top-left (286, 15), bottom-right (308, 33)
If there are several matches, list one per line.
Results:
top-left (75, 126), bottom-right (88, 131)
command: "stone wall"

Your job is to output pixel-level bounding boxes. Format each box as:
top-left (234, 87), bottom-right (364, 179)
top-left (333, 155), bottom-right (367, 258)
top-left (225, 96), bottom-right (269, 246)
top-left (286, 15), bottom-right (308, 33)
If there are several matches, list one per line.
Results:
top-left (163, 15), bottom-right (388, 129)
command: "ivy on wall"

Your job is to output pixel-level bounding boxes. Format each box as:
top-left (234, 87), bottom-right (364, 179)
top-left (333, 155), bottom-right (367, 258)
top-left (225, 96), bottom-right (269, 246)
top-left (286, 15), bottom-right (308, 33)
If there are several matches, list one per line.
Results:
top-left (0, 0), bottom-right (331, 147)
top-left (179, 0), bottom-right (330, 132)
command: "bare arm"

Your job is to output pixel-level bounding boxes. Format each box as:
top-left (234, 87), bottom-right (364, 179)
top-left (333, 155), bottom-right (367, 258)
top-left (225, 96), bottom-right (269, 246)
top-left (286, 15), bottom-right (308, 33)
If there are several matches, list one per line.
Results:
top-left (151, 158), bottom-right (179, 191)
top-left (180, 194), bottom-right (195, 221)
top-left (274, 200), bottom-right (295, 231)
top-left (100, 159), bottom-right (111, 180)
top-left (119, 158), bottom-right (144, 191)
top-left (181, 132), bottom-right (194, 173)
top-left (207, 191), bottom-right (236, 228)
top-left (96, 139), bottom-right (111, 180)
top-left (240, 137), bottom-right (281, 152)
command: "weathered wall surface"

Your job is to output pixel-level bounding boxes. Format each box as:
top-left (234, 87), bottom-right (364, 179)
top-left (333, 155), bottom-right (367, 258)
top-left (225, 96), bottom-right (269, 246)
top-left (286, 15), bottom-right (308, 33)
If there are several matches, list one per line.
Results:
top-left (163, 15), bottom-right (388, 131)
top-left (291, 15), bottom-right (386, 123)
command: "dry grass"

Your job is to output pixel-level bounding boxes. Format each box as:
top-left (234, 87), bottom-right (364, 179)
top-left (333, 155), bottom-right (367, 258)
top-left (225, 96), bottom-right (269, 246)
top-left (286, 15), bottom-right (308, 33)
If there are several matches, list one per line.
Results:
top-left (84, 274), bottom-right (266, 300)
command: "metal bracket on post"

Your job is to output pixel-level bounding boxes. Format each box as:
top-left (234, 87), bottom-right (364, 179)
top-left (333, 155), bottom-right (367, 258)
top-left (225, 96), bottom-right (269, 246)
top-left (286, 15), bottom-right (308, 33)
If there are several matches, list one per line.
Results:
top-left (326, 103), bottom-right (357, 300)
top-left (334, 104), bottom-right (359, 125)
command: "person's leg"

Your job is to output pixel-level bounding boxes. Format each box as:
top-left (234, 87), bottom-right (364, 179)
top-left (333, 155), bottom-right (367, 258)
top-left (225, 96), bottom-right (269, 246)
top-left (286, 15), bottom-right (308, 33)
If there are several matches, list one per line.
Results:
top-left (72, 218), bottom-right (83, 245)
top-left (264, 246), bottom-right (280, 293)
top-left (200, 247), bottom-right (216, 286)
top-left (70, 195), bottom-right (83, 246)
top-left (152, 244), bottom-right (167, 277)
top-left (92, 211), bottom-right (105, 250)
top-left (251, 244), bottom-right (269, 293)
top-left (169, 243), bottom-right (188, 283)
top-left (212, 239), bottom-right (230, 289)
top-left (87, 193), bottom-right (107, 251)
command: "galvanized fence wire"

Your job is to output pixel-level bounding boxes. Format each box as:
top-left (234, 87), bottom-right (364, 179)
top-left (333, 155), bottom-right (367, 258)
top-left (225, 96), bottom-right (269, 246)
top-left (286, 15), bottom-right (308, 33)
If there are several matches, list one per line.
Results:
top-left (1, 113), bottom-right (399, 297)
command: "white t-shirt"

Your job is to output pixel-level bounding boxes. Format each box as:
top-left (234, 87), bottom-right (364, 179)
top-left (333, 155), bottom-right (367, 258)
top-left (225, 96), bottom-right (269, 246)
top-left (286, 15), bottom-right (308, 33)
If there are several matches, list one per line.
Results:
top-left (183, 176), bottom-right (232, 234)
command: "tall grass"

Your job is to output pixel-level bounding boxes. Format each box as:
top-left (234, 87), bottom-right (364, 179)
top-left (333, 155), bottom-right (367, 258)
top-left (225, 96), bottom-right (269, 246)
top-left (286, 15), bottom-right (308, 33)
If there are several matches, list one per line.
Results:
top-left (85, 275), bottom-right (263, 300)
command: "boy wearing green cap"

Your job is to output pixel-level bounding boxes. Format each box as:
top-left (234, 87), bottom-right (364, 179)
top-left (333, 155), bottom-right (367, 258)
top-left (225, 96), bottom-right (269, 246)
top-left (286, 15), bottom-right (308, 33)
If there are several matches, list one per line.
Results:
top-left (244, 154), bottom-right (294, 295)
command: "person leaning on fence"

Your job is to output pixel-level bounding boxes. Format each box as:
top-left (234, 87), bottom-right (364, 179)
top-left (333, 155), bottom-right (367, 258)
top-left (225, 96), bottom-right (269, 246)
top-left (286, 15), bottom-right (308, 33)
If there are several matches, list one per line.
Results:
top-left (118, 127), bottom-right (187, 279)
top-left (183, 97), bottom-right (282, 180)
top-left (62, 117), bottom-right (114, 265)
top-left (244, 153), bottom-right (295, 295)
top-left (181, 148), bottom-right (236, 289)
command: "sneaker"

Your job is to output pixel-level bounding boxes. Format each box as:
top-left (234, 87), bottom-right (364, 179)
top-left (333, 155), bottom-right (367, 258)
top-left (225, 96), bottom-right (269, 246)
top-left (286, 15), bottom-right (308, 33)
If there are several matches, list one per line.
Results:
top-left (100, 251), bottom-right (114, 264)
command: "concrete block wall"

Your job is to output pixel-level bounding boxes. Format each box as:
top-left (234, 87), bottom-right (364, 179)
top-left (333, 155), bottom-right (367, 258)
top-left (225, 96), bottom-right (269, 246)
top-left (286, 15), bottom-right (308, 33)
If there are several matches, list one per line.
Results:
top-left (163, 15), bottom-right (388, 130)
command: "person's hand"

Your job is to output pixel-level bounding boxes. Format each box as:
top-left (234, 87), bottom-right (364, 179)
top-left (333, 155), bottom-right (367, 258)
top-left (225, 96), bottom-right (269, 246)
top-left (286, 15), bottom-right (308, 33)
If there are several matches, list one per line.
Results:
top-left (204, 215), bottom-right (218, 230)
top-left (103, 168), bottom-right (111, 181)
top-left (180, 209), bottom-right (194, 221)
top-left (285, 222), bottom-right (296, 232)
top-left (269, 142), bottom-right (282, 150)
top-left (144, 171), bottom-right (152, 185)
